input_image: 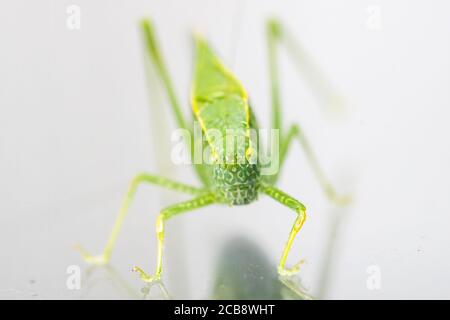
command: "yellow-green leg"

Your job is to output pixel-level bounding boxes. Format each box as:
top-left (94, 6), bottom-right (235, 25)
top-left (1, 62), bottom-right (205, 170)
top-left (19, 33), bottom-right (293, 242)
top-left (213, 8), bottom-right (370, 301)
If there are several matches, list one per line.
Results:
top-left (133, 193), bottom-right (216, 283)
top-left (260, 183), bottom-right (307, 276)
top-left (267, 19), bottom-right (345, 118)
top-left (266, 19), bottom-right (350, 206)
top-left (279, 124), bottom-right (351, 205)
top-left (140, 19), bottom-right (211, 186)
top-left (76, 173), bottom-right (205, 266)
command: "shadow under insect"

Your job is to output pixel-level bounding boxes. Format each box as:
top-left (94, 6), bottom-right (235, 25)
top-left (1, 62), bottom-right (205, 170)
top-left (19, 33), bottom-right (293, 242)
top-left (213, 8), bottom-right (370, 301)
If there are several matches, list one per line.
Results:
top-left (212, 237), bottom-right (312, 300)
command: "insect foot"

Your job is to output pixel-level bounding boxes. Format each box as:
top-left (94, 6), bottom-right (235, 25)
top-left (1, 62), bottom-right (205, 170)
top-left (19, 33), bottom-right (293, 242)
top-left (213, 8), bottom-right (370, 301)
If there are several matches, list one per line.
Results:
top-left (132, 266), bottom-right (161, 283)
top-left (325, 186), bottom-right (353, 207)
top-left (335, 194), bottom-right (353, 207)
top-left (278, 259), bottom-right (306, 277)
top-left (74, 245), bottom-right (109, 266)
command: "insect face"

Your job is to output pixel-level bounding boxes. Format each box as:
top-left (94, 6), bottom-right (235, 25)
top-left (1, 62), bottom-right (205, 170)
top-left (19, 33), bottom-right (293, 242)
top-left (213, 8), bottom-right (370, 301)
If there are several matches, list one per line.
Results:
top-left (212, 162), bottom-right (260, 205)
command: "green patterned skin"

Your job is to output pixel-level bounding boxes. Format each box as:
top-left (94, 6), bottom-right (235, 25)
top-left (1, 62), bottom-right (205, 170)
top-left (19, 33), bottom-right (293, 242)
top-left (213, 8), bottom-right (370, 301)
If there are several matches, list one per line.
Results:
top-left (213, 163), bottom-right (261, 205)
top-left (191, 38), bottom-right (261, 205)
top-left (200, 101), bottom-right (261, 205)
top-left (192, 37), bottom-right (261, 205)
top-left (78, 20), bottom-right (341, 284)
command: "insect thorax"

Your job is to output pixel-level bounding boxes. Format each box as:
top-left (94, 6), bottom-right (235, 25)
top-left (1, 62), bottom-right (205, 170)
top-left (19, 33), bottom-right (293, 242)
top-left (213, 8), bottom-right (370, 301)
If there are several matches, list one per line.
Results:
top-left (212, 162), bottom-right (261, 205)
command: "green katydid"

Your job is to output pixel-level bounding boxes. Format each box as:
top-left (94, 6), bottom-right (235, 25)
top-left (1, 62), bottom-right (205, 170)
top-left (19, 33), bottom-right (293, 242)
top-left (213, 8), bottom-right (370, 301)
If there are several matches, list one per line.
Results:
top-left (76, 18), bottom-right (349, 283)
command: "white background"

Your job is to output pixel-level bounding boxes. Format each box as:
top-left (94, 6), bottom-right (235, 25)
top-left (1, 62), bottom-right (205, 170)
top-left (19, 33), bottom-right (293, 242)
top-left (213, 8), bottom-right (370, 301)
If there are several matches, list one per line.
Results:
top-left (1, 0), bottom-right (449, 299)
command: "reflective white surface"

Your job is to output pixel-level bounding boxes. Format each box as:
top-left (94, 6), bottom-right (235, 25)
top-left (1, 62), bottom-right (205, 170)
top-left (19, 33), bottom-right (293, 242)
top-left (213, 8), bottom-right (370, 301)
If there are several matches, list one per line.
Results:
top-left (1, 0), bottom-right (450, 299)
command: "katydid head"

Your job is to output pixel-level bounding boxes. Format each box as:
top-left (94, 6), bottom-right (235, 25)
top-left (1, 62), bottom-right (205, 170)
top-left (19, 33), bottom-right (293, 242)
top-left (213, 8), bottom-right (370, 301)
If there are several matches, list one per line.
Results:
top-left (212, 162), bottom-right (261, 205)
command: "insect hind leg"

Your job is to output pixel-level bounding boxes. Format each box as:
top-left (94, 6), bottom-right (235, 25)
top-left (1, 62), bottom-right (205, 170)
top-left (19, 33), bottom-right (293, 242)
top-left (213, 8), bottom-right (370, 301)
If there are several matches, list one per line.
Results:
top-left (279, 124), bottom-right (351, 205)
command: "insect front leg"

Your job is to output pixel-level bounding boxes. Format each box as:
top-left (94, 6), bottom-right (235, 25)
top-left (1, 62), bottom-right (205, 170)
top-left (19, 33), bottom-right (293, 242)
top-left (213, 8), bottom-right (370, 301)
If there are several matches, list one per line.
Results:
top-left (133, 193), bottom-right (216, 283)
top-left (259, 183), bottom-right (307, 277)
top-left (76, 173), bottom-right (205, 266)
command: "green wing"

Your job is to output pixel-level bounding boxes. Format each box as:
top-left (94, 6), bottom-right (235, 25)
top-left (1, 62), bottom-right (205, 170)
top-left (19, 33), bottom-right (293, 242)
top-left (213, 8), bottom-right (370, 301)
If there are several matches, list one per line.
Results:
top-left (191, 36), bottom-right (247, 107)
top-left (191, 36), bottom-right (251, 159)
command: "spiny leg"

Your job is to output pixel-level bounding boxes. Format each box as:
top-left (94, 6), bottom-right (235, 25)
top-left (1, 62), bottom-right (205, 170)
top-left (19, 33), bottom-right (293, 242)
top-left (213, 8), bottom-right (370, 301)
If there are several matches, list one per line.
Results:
top-left (76, 173), bottom-right (205, 265)
top-left (132, 193), bottom-right (216, 283)
top-left (266, 19), bottom-right (350, 205)
top-left (267, 19), bottom-right (345, 116)
top-left (259, 183), bottom-right (307, 276)
top-left (140, 19), bottom-right (211, 186)
top-left (267, 19), bottom-right (283, 134)
top-left (140, 19), bottom-right (187, 131)
top-left (279, 124), bottom-right (351, 205)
